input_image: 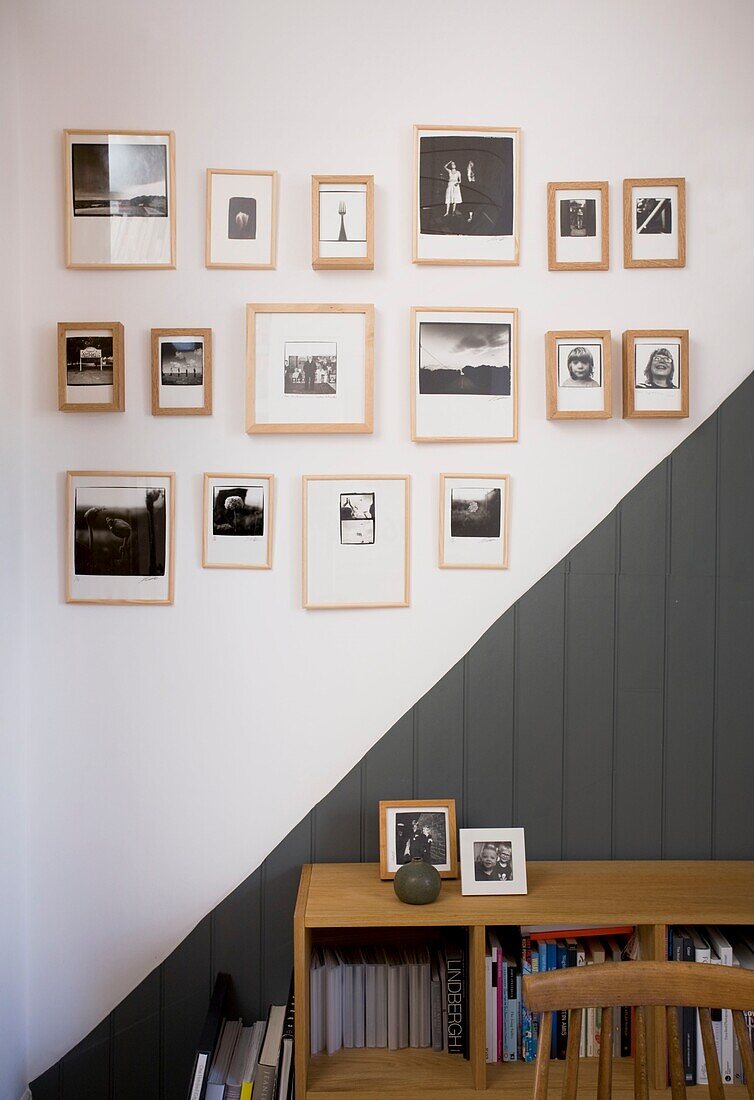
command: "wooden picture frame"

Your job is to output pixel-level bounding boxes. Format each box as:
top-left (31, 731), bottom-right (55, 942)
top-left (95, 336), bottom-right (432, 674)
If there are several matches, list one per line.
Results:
top-left (311, 175), bottom-right (374, 270)
top-left (202, 474), bottom-right (273, 569)
top-left (302, 474), bottom-right (410, 609)
top-left (246, 303), bottom-right (374, 434)
top-left (205, 168), bottom-right (278, 269)
top-left (150, 328), bottom-right (212, 416)
top-left (623, 177), bottom-right (686, 268)
top-left (64, 129), bottom-right (176, 269)
top-left (379, 798), bottom-right (458, 880)
top-left (57, 322), bottom-right (124, 412)
top-left (547, 181), bottom-right (609, 270)
top-left (66, 471), bottom-right (175, 605)
top-left (622, 330), bottom-right (689, 419)
top-left (545, 330), bottom-right (612, 420)
top-left (411, 306), bottom-right (518, 442)
top-left (439, 474), bottom-right (510, 569)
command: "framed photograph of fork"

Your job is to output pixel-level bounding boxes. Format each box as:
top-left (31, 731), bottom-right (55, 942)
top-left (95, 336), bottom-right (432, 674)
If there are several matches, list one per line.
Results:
top-left (312, 175), bottom-right (374, 269)
top-left (623, 178), bottom-right (686, 268)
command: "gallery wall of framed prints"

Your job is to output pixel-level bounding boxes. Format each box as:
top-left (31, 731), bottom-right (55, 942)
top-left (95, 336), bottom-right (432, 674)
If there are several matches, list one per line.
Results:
top-left (545, 331), bottom-right (612, 420)
top-left (151, 329), bottom-right (212, 416)
top-left (311, 175), bottom-right (374, 270)
top-left (205, 168), bottom-right (278, 269)
top-left (57, 322), bottom-right (124, 412)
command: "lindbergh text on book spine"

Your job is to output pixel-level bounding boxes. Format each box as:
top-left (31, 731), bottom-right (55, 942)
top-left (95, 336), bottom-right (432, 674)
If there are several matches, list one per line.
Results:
top-left (447, 962), bottom-right (463, 1055)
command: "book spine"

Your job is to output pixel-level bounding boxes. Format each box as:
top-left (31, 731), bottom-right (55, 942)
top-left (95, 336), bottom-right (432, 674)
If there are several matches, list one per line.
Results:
top-left (431, 971), bottom-right (443, 1052)
top-left (503, 959), bottom-right (519, 1061)
top-left (556, 943), bottom-right (568, 1060)
top-left (521, 936), bottom-right (537, 1064)
top-left (496, 948), bottom-right (503, 1063)
top-left (679, 932), bottom-right (696, 1084)
top-left (446, 949), bottom-right (465, 1056)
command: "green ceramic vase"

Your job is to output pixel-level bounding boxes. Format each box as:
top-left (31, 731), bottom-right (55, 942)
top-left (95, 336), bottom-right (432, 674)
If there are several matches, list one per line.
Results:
top-left (393, 856), bottom-right (441, 905)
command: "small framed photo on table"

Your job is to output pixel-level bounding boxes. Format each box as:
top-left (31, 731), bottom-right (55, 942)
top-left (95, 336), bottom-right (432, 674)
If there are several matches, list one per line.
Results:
top-left (312, 175), bottom-right (374, 269)
top-left (623, 178), bottom-right (686, 268)
top-left (57, 322), bottom-right (124, 412)
top-left (459, 827), bottom-right (527, 896)
top-left (439, 474), bottom-right (510, 569)
top-left (206, 169), bottom-right (278, 269)
top-left (151, 329), bottom-right (212, 415)
top-left (379, 799), bottom-right (458, 880)
top-left (545, 331), bottom-right (612, 420)
top-left (547, 181), bottom-right (609, 270)
top-left (202, 474), bottom-right (273, 569)
top-left (622, 330), bottom-right (689, 419)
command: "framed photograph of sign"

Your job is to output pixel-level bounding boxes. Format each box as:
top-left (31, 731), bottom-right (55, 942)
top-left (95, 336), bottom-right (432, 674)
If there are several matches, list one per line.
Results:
top-left (57, 321), bottom-right (124, 412)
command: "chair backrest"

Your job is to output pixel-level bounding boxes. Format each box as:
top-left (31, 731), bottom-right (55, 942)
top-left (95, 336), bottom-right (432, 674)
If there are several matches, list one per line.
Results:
top-left (522, 961), bottom-right (754, 1100)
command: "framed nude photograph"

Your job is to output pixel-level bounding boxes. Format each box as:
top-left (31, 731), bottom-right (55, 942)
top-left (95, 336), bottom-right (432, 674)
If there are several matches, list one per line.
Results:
top-left (312, 175), bottom-right (374, 269)
top-left (64, 130), bottom-right (175, 268)
top-left (206, 169), bottom-right (278, 269)
top-left (413, 125), bottom-right (520, 265)
top-left (411, 306), bottom-right (518, 442)
top-left (151, 329), bottom-right (212, 416)
top-left (622, 330), bottom-right (689, 419)
top-left (547, 182), bottom-right (609, 270)
top-left (202, 474), bottom-right (273, 569)
top-left (439, 474), bottom-right (510, 569)
top-left (302, 475), bottom-right (410, 609)
top-left (57, 322), bottom-right (124, 412)
top-left (545, 331), bottom-right (612, 419)
top-left (66, 471), bottom-right (175, 605)
top-left (459, 827), bottom-right (527, 897)
top-left (246, 304), bottom-right (373, 433)
top-left (623, 178), bottom-right (686, 268)
top-left (379, 799), bottom-right (458, 880)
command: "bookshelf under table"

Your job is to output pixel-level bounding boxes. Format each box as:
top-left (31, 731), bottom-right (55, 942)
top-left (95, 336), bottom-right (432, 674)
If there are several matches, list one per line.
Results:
top-left (293, 861), bottom-right (754, 1099)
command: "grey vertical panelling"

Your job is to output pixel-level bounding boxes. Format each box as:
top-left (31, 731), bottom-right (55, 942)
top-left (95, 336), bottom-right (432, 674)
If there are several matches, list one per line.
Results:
top-left (314, 764), bottom-right (363, 863)
top-left (464, 615), bottom-right (515, 827)
top-left (568, 510), bottom-right (618, 575)
top-left (61, 1021), bottom-right (110, 1100)
top-left (112, 970), bottom-right (161, 1100)
top-left (30, 1065), bottom-right (60, 1100)
top-left (361, 712), bottom-right (414, 860)
top-left (669, 414), bottom-right (718, 577)
top-left (212, 868), bottom-right (262, 1022)
top-left (261, 814), bottom-right (312, 1008)
top-left (718, 373), bottom-right (754, 579)
top-left (162, 916), bottom-right (211, 1100)
top-left (414, 661), bottom-right (465, 815)
top-left (619, 461), bottom-right (668, 575)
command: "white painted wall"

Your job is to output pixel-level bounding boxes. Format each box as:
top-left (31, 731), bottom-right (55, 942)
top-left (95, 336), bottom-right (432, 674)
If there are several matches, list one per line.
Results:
top-left (9, 0), bottom-right (754, 1083)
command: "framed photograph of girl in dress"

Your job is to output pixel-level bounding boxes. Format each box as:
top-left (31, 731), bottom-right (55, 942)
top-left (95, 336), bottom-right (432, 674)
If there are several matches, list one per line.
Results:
top-left (547, 181), bottom-right (609, 270)
top-left (379, 799), bottom-right (458, 880)
top-left (206, 169), bottom-right (278, 269)
top-left (623, 178), bottom-right (686, 268)
top-left (151, 329), bottom-right (212, 416)
top-left (545, 330), bottom-right (612, 419)
top-left (622, 330), bottom-right (689, 418)
top-left (57, 321), bottom-right (124, 412)
top-left (202, 474), bottom-right (273, 569)
top-left (312, 175), bottom-right (374, 270)
top-left (413, 125), bottom-right (520, 265)
top-left (439, 474), bottom-right (510, 569)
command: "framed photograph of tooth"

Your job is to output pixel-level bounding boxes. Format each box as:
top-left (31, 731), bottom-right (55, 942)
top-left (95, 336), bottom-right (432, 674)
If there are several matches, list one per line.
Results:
top-left (545, 331), bottom-right (612, 420)
top-left (302, 475), bottom-right (410, 609)
top-left (64, 130), bottom-right (175, 268)
top-left (246, 303), bottom-right (374, 434)
top-left (623, 178), bottom-right (686, 268)
top-left (413, 125), bottom-right (520, 265)
top-left (202, 474), bottom-right (273, 569)
top-left (411, 306), bottom-right (518, 442)
top-left (151, 329), bottom-right (212, 416)
top-left (622, 330), bottom-right (689, 419)
top-left (547, 182), bottom-right (609, 270)
top-left (312, 175), bottom-right (374, 270)
top-left (66, 471), bottom-right (175, 605)
top-left (439, 474), bottom-right (510, 569)
top-left (57, 322), bottom-right (124, 412)
top-left (205, 169), bottom-right (278, 269)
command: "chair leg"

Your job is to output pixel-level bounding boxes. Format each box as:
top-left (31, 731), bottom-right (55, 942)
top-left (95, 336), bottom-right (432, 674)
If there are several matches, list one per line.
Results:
top-left (562, 1007), bottom-right (582, 1100)
top-left (634, 1005), bottom-right (649, 1100)
top-left (597, 1006), bottom-right (613, 1100)
top-left (534, 1012), bottom-right (553, 1100)
top-left (665, 1006), bottom-right (687, 1100)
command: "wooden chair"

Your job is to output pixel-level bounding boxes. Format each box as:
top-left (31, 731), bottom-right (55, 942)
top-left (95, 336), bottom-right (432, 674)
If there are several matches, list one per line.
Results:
top-left (523, 961), bottom-right (754, 1100)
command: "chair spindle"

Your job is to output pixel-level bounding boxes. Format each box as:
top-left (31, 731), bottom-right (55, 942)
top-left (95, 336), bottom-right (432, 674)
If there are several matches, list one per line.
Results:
top-left (533, 1011), bottom-right (553, 1100)
top-left (698, 1007), bottom-right (725, 1100)
top-left (665, 1005), bottom-right (687, 1100)
top-left (597, 1006), bottom-right (614, 1100)
top-left (633, 1004), bottom-right (649, 1100)
top-left (732, 1010), bottom-right (754, 1100)
top-left (562, 1007), bottom-right (582, 1100)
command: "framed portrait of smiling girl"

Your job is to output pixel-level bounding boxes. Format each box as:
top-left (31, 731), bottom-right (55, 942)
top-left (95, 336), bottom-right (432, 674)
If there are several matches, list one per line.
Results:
top-left (622, 329), bottom-right (689, 418)
top-left (545, 330), bottom-right (612, 419)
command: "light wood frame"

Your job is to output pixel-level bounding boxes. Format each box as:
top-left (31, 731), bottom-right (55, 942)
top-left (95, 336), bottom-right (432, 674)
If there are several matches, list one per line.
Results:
top-left (205, 168), bottom-right (278, 269)
top-left (622, 330), bottom-right (689, 419)
top-left (150, 328), bottom-right (212, 416)
top-left (547, 181), bottom-right (609, 270)
top-left (623, 178), bottom-right (686, 268)
top-left (410, 306), bottom-right (519, 442)
top-left (439, 473), bottom-right (510, 569)
top-left (246, 303), bottom-right (374, 434)
top-left (302, 474), bottom-right (410, 609)
top-left (311, 175), bottom-right (374, 270)
top-left (63, 129), bottom-right (176, 269)
top-left (57, 321), bottom-right (124, 412)
top-left (202, 473), bottom-right (274, 570)
top-left (66, 470), bottom-right (175, 605)
top-left (545, 330), bottom-right (612, 420)
top-left (378, 798), bottom-right (458, 880)
top-left (412, 124), bottom-right (521, 266)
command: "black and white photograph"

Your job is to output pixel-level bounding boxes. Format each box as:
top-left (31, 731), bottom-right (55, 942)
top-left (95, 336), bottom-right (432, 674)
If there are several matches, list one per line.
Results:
top-left (206, 169), bottom-right (278, 269)
top-left (151, 329), bottom-right (212, 416)
top-left (203, 474), bottom-right (273, 569)
top-left (284, 341), bottom-right (337, 396)
top-left (560, 198), bottom-right (596, 238)
top-left (635, 345), bottom-right (678, 389)
top-left (635, 196), bottom-right (672, 234)
top-left (71, 142), bottom-right (167, 218)
top-left (228, 196), bottom-right (257, 239)
top-left (160, 340), bottom-right (204, 386)
top-left (450, 487), bottom-right (501, 539)
top-left (394, 812), bottom-right (448, 867)
top-left (379, 799), bottom-right (457, 878)
top-left (548, 183), bottom-right (609, 270)
top-left (546, 331), bottom-right (612, 420)
top-left (57, 322), bottom-right (124, 413)
top-left (472, 840), bottom-right (514, 882)
top-left (340, 492), bottom-right (375, 545)
top-left (213, 485), bottom-right (264, 536)
top-left (558, 343), bottom-right (602, 388)
top-left (65, 334), bottom-right (114, 387)
top-left (459, 827), bottom-right (527, 896)
top-left (622, 330), bottom-right (689, 418)
top-left (418, 321), bottom-right (511, 396)
top-left (624, 178), bottom-right (685, 268)
top-left (312, 176), bottom-right (374, 269)
top-left (440, 475), bottom-right (509, 568)
top-left (319, 190), bottom-right (366, 245)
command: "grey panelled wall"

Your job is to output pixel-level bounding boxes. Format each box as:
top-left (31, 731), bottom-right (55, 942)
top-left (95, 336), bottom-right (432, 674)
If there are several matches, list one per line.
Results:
top-left (30, 373), bottom-right (754, 1100)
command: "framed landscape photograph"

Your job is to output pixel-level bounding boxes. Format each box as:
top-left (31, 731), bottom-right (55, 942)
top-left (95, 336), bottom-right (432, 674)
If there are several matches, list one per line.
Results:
top-left (206, 169), bottom-right (278, 269)
top-left (64, 130), bottom-right (175, 268)
top-left (411, 306), bottom-right (518, 442)
top-left (622, 330), bottom-right (689, 419)
top-left (57, 322), bottom-right (124, 412)
top-left (379, 799), bottom-right (458, 880)
top-left (623, 178), bottom-right (686, 268)
top-left (247, 304), bottom-right (374, 433)
top-left (459, 827), bottom-right (527, 896)
top-left (66, 471), bottom-right (175, 605)
top-left (202, 474), bottom-right (273, 569)
top-left (302, 475), bottom-right (409, 609)
top-left (545, 330), bottom-right (612, 419)
top-left (413, 125), bottom-right (520, 265)
top-left (547, 181), bottom-right (609, 270)
top-left (439, 474), bottom-right (510, 569)
top-left (151, 328), bottom-right (212, 416)
top-left (312, 175), bottom-right (374, 269)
